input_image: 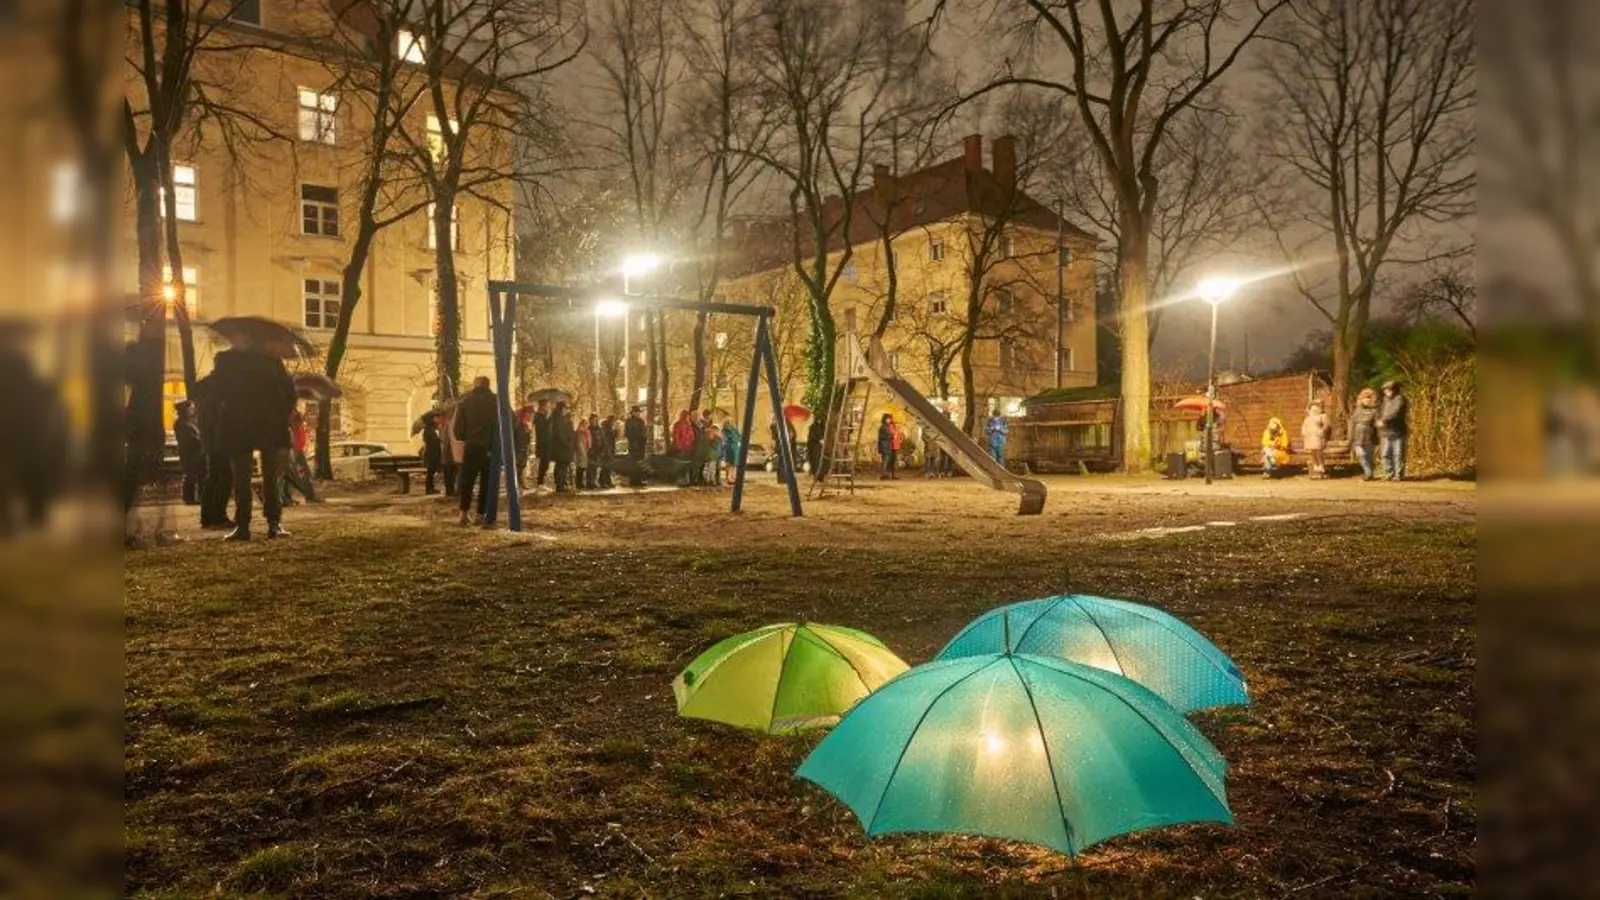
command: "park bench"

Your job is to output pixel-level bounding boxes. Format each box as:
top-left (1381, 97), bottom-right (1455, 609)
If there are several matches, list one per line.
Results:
top-left (1288, 438), bottom-right (1354, 468)
top-left (369, 454), bottom-right (428, 493)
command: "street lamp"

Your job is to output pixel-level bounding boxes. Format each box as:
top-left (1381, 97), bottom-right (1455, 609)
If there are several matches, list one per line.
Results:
top-left (594, 297), bottom-right (628, 415)
top-left (1195, 276), bottom-right (1241, 485)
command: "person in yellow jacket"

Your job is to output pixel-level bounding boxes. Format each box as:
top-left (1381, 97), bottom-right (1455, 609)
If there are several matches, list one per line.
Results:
top-left (1261, 417), bottom-right (1290, 478)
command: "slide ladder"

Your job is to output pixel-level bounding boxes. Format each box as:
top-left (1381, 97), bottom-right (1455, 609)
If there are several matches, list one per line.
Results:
top-left (846, 334), bottom-right (1047, 516)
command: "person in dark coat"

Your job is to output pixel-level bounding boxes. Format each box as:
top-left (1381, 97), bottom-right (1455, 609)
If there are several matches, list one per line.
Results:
top-left (173, 399), bottom-right (204, 505)
top-left (532, 399), bottom-right (553, 488)
top-left (806, 417), bottom-right (824, 477)
top-left (1377, 380), bottom-right (1409, 481)
top-left (453, 376), bottom-right (499, 524)
top-left (512, 406), bottom-right (532, 483)
top-left (549, 400), bottom-right (577, 492)
top-left (598, 414), bottom-right (618, 488)
top-left (191, 374), bottom-right (234, 529)
top-left (1347, 387), bottom-right (1379, 481)
top-left (420, 411), bottom-right (443, 494)
top-left (208, 347), bottom-right (298, 540)
top-left (623, 406), bottom-right (648, 487)
top-left (586, 414), bottom-right (604, 489)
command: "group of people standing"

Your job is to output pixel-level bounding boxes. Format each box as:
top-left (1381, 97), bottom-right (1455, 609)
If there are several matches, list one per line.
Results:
top-left (671, 409), bottom-right (744, 486)
top-left (1260, 379), bottom-right (1411, 480)
top-left (874, 410), bottom-right (1010, 478)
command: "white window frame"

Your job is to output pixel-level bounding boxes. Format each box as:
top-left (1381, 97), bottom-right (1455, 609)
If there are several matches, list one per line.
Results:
top-left (303, 278), bottom-right (341, 330)
top-left (398, 28), bottom-right (426, 63)
top-left (927, 291), bottom-right (947, 316)
top-left (425, 202), bottom-right (458, 250)
top-left (298, 88), bottom-right (338, 145)
top-left (929, 236), bottom-right (946, 262)
top-left (160, 163), bottom-right (198, 222)
top-left (300, 183), bottom-right (340, 237)
top-left (51, 162), bottom-right (80, 223)
top-left (426, 114), bottom-right (458, 163)
top-left (999, 233), bottom-right (1015, 258)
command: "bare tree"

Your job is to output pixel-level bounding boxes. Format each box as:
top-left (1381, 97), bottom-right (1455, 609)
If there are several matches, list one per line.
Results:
top-left (934, 0), bottom-right (1289, 472)
top-left (1396, 263), bottom-right (1476, 338)
top-left (1258, 0), bottom-right (1475, 419)
top-left (749, 0), bottom-right (921, 418)
top-left (405, 0), bottom-right (583, 399)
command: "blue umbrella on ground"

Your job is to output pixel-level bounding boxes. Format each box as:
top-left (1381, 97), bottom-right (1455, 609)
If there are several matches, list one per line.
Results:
top-left (796, 651), bottom-right (1233, 857)
top-left (935, 595), bottom-right (1248, 714)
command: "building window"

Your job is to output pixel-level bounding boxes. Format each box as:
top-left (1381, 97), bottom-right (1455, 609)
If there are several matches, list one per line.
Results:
top-left (999, 233), bottom-right (1015, 258)
top-left (51, 162), bottom-right (80, 223)
top-left (425, 202), bottom-right (458, 249)
top-left (160, 265), bottom-right (199, 317)
top-left (636, 386), bottom-right (648, 404)
top-left (714, 331), bottom-right (728, 349)
top-left (426, 115), bottom-right (457, 162)
top-left (637, 313), bottom-right (648, 332)
top-left (160, 163), bottom-right (198, 222)
top-left (927, 291), bottom-right (947, 316)
top-left (995, 288), bottom-right (1014, 315)
top-left (888, 351), bottom-right (900, 370)
top-left (929, 236), bottom-right (946, 262)
top-left (999, 338), bottom-right (1017, 370)
top-left (1064, 346), bottom-right (1075, 373)
top-left (298, 88), bottom-right (337, 145)
top-left (844, 308), bottom-right (857, 333)
top-left (303, 278), bottom-right (341, 329)
top-left (301, 184), bottom-right (339, 236)
top-left (842, 262), bottom-right (858, 282)
top-left (229, 0), bottom-right (261, 26)
top-left (398, 28), bottom-right (426, 63)
top-left (637, 349), bottom-right (647, 366)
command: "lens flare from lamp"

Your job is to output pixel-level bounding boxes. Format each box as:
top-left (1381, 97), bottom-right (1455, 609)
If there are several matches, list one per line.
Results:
top-left (620, 253), bottom-right (662, 277)
top-left (595, 298), bottom-right (628, 318)
top-left (1196, 276), bottom-right (1241, 305)
top-left (982, 732), bottom-right (1006, 755)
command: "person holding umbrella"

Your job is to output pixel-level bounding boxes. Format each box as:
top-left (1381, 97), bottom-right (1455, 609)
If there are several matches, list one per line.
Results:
top-left (207, 343), bottom-right (298, 540)
top-left (190, 376), bottom-right (234, 530)
top-left (549, 400), bottom-right (577, 492)
top-left (532, 399), bottom-right (552, 488)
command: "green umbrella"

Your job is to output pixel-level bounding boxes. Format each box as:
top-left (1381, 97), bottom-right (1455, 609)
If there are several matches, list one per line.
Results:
top-left (796, 653), bottom-right (1232, 857)
top-left (672, 623), bottom-right (909, 733)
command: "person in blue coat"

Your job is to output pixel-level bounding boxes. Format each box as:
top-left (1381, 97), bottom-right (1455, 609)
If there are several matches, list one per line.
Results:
top-left (720, 419), bottom-right (742, 482)
top-left (984, 410), bottom-right (1010, 465)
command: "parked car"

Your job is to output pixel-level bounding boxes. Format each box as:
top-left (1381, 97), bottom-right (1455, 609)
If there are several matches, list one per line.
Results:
top-left (743, 443), bottom-right (770, 469)
top-left (329, 441), bottom-right (392, 459)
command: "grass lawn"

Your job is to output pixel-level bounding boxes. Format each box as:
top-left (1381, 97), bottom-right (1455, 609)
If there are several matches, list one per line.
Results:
top-left (125, 479), bottom-right (1475, 897)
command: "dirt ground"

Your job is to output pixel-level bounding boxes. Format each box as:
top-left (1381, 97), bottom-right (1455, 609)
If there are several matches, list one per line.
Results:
top-left (124, 473), bottom-right (1475, 897)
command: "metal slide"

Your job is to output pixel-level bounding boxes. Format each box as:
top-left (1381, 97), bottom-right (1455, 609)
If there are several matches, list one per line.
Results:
top-left (850, 335), bottom-right (1047, 516)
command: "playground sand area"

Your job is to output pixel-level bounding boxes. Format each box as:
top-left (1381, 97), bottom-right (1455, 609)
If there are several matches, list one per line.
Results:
top-left (124, 476), bottom-right (1475, 896)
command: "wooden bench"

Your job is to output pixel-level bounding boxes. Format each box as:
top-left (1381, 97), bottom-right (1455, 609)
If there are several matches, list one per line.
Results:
top-left (369, 454), bottom-right (428, 493)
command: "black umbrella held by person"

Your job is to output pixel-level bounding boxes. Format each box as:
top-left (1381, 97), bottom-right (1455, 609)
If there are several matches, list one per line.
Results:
top-left (208, 316), bottom-right (318, 360)
top-left (293, 372), bottom-right (342, 401)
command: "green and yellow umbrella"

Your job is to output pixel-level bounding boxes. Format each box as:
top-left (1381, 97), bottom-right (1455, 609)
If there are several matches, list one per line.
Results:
top-left (672, 623), bottom-right (909, 733)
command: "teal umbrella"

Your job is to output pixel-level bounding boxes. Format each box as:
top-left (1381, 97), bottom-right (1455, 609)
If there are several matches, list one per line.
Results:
top-left (936, 595), bottom-right (1248, 714)
top-left (795, 653), bottom-right (1232, 857)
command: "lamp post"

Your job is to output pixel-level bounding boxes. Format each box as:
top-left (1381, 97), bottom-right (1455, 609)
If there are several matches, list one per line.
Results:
top-left (1054, 197), bottom-right (1069, 389)
top-left (1195, 276), bottom-right (1241, 485)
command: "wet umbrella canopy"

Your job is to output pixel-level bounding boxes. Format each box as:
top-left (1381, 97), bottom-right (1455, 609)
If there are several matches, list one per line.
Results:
top-left (672, 623), bottom-right (908, 733)
top-left (208, 316), bottom-right (318, 360)
top-left (936, 595), bottom-right (1249, 714)
top-left (796, 653), bottom-right (1233, 857)
top-left (527, 387), bottom-right (572, 404)
top-left (293, 372), bottom-right (342, 401)
top-left (1174, 395), bottom-right (1226, 412)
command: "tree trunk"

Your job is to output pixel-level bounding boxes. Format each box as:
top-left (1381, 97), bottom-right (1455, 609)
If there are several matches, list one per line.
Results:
top-left (315, 222), bottom-right (377, 478)
top-left (127, 154), bottom-right (167, 499)
top-left (653, 310), bottom-right (669, 432)
top-left (689, 311), bottom-right (708, 411)
top-left (804, 303), bottom-right (837, 422)
top-left (959, 336), bottom-right (977, 436)
top-left (1117, 220), bottom-right (1152, 474)
top-left (159, 151), bottom-right (197, 395)
top-left (873, 227), bottom-right (897, 340)
top-left (433, 192), bottom-right (461, 401)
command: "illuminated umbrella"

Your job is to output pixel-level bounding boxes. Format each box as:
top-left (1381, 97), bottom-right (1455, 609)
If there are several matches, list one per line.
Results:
top-left (673, 623), bottom-right (908, 733)
top-left (1173, 395), bottom-right (1225, 413)
top-left (527, 387), bottom-right (571, 404)
top-left (796, 652), bottom-right (1232, 857)
top-left (293, 372), bottom-right (342, 401)
top-left (208, 316), bottom-right (317, 360)
top-left (782, 403), bottom-right (812, 422)
top-left (936, 595), bottom-right (1248, 714)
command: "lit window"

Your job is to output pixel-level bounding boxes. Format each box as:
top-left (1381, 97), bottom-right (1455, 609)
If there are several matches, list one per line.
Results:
top-left (51, 163), bottom-right (80, 223)
top-left (844, 309), bottom-right (857, 333)
top-left (426, 114), bottom-right (458, 162)
top-left (637, 349), bottom-right (647, 365)
top-left (425, 202), bottom-right (458, 249)
top-left (842, 262), bottom-right (858, 282)
top-left (398, 28), bottom-right (426, 63)
top-left (928, 291), bottom-right (947, 316)
top-left (303, 278), bottom-right (341, 329)
top-left (999, 233), bottom-right (1014, 258)
top-left (229, 0), bottom-right (261, 26)
top-left (160, 265), bottom-right (199, 317)
top-left (301, 184), bottom-right (339, 236)
top-left (929, 236), bottom-right (946, 262)
top-left (160, 164), bottom-right (198, 222)
top-left (636, 386), bottom-right (648, 403)
top-left (1064, 347), bottom-right (1075, 372)
top-left (714, 331), bottom-right (728, 349)
top-left (298, 89), bottom-right (337, 145)
top-left (995, 289), bottom-right (1014, 315)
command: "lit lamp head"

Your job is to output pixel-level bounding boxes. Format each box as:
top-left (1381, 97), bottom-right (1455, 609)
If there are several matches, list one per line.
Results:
top-left (1196, 276), bottom-right (1241, 306)
top-left (161, 283), bottom-right (177, 305)
top-left (595, 298), bottom-right (629, 318)
top-left (619, 253), bottom-right (662, 278)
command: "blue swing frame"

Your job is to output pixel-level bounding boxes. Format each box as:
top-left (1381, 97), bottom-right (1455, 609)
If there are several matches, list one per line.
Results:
top-left (483, 281), bottom-right (803, 532)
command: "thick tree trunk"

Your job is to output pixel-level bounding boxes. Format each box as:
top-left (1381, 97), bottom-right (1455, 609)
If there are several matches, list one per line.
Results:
top-left (1117, 221), bottom-right (1153, 474)
top-left (315, 224), bottom-right (377, 478)
top-left (689, 311), bottom-right (708, 411)
top-left (433, 191), bottom-right (461, 401)
top-left (804, 302), bottom-right (836, 421)
top-left (959, 336), bottom-right (977, 435)
top-left (159, 155), bottom-right (197, 395)
top-left (127, 155), bottom-right (167, 499)
top-left (653, 311), bottom-right (669, 431)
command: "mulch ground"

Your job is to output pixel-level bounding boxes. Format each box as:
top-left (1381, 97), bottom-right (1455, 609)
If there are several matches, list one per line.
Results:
top-left (124, 476), bottom-right (1475, 897)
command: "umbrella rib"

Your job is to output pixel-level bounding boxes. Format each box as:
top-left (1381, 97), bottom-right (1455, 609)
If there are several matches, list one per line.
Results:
top-left (1072, 597), bottom-right (1130, 678)
top-left (1012, 596), bottom-right (1070, 653)
top-left (806, 628), bottom-right (875, 694)
top-left (765, 627), bottom-right (795, 731)
top-left (861, 658), bottom-right (1000, 835)
top-left (1103, 602), bottom-right (1243, 689)
top-left (1008, 656), bottom-right (1078, 861)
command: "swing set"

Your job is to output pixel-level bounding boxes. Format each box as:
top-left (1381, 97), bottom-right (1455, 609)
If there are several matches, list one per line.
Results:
top-left (482, 281), bottom-right (804, 532)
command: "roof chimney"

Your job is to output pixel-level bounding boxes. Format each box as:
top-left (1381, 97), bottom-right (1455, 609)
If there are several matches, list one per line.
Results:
top-left (992, 135), bottom-right (1017, 190)
top-left (962, 134), bottom-right (983, 172)
top-left (873, 163), bottom-right (894, 205)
